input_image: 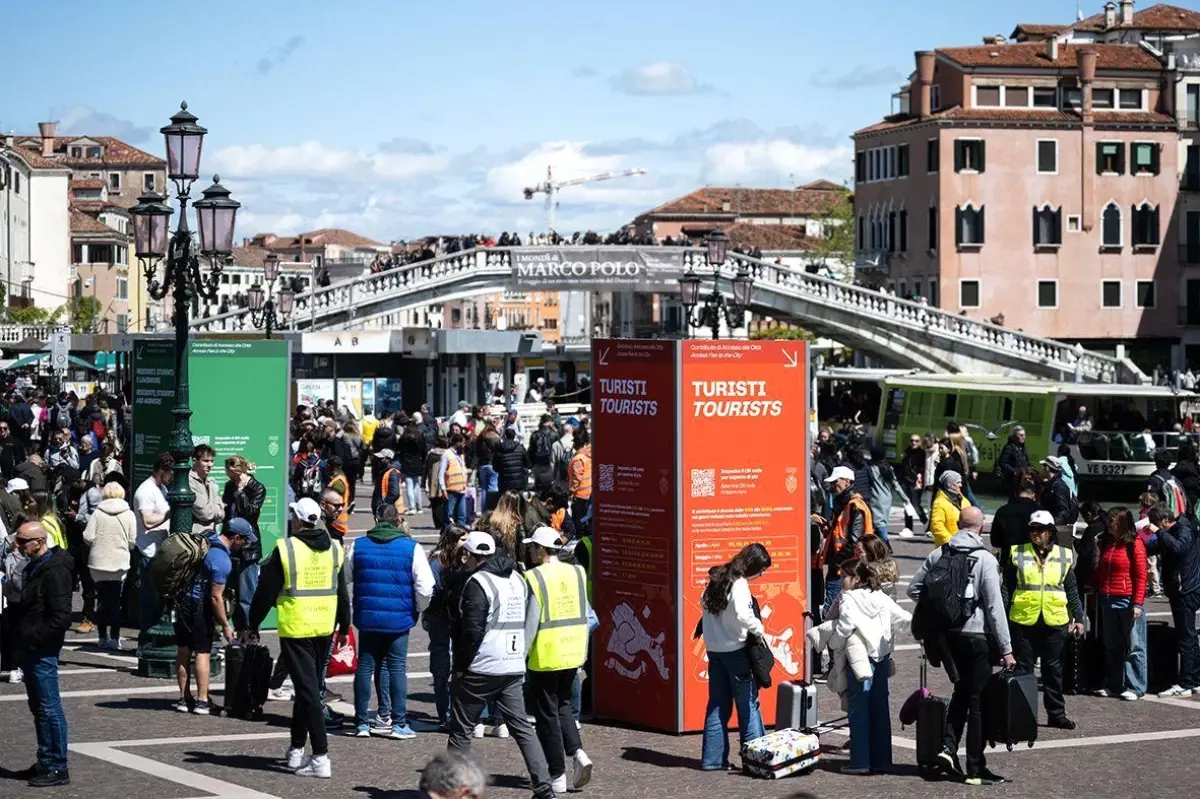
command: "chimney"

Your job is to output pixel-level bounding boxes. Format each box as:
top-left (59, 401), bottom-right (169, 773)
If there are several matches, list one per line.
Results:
top-left (1120, 0), bottom-right (1134, 26)
top-left (915, 51), bottom-right (936, 119)
top-left (1047, 38), bottom-right (1059, 62)
top-left (1104, 1), bottom-right (1117, 28)
top-left (38, 121), bottom-right (56, 158)
top-left (1079, 47), bottom-right (1098, 123)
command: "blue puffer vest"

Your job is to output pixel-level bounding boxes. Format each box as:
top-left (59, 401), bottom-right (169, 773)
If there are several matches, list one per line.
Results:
top-left (351, 535), bottom-right (419, 634)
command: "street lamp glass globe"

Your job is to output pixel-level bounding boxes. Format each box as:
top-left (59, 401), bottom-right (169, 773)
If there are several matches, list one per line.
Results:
top-left (705, 228), bottom-right (729, 267)
top-left (278, 288), bottom-right (295, 315)
top-left (130, 191), bottom-right (173, 260)
top-left (263, 253), bottom-right (280, 283)
top-left (160, 102), bottom-right (207, 182)
top-left (247, 285), bottom-right (265, 311)
top-left (679, 266), bottom-right (702, 308)
top-left (194, 175), bottom-right (240, 256)
top-left (732, 266), bottom-right (754, 308)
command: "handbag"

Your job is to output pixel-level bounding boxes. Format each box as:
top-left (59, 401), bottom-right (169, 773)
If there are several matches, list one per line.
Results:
top-left (326, 628), bottom-right (358, 677)
top-left (746, 595), bottom-right (776, 688)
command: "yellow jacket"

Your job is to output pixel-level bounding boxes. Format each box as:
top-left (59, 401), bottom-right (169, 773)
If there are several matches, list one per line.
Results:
top-left (929, 490), bottom-right (972, 546)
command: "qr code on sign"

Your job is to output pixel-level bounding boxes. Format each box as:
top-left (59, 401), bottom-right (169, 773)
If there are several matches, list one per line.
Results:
top-left (690, 468), bottom-right (716, 498)
top-left (599, 464), bottom-right (615, 492)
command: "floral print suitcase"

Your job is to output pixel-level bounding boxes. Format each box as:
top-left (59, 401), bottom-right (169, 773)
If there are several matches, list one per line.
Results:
top-left (742, 728), bottom-right (821, 779)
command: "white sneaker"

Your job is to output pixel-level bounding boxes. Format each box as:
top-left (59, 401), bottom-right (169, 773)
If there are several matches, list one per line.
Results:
top-left (1159, 685), bottom-right (1194, 698)
top-left (294, 753), bottom-right (331, 779)
top-left (898, 530), bottom-right (915, 538)
top-left (1120, 690), bottom-right (1141, 701)
top-left (473, 724), bottom-right (485, 739)
top-left (573, 750), bottom-right (593, 789)
top-left (576, 719), bottom-right (582, 730)
top-left (269, 687), bottom-right (293, 701)
top-left (551, 774), bottom-right (568, 794)
top-left (8, 667), bottom-right (22, 684)
top-left (489, 723), bottom-right (509, 739)
top-left (285, 747), bottom-right (306, 769)
top-left (1094, 688), bottom-right (1110, 698)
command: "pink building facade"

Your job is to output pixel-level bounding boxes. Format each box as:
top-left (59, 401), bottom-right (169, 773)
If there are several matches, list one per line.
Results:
top-left (855, 39), bottom-right (1183, 369)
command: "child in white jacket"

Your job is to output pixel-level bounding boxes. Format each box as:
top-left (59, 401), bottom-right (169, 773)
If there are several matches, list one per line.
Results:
top-left (834, 559), bottom-right (912, 775)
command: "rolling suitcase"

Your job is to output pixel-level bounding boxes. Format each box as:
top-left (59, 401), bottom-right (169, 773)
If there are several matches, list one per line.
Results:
top-left (913, 657), bottom-right (949, 778)
top-left (742, 728), bottom-right (821, 779)
top-left (223, 642), bottom-right (274, 720)
top-left (984, 669), bottom-right (1038, 750)
top-left (1064, 599), bottom-right (1103, 696)
top-left (1147, 620), bottom-right (1179, 695)
top-left (775, 680), bottom-right (819, 732)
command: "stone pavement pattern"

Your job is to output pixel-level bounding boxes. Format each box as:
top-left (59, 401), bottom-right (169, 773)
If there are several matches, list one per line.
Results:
top-left (3, 508), bottom-right (1200, 798)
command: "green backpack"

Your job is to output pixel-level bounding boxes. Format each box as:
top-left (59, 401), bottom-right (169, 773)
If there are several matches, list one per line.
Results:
top-left (149, 532), bottom-right (210, 600)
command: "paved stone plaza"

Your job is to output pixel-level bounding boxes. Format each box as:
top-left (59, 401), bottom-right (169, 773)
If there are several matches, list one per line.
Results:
top-left (3, 509), bottom-right (1200, 798)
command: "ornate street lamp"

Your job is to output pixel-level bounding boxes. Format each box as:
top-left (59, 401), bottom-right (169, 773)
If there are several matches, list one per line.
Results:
top-left (679, 229), bottom-right (754, 339)
top-left (247, 253), bottom-right (293, 339)
top-left (129, 102), bottom-right (239, 677)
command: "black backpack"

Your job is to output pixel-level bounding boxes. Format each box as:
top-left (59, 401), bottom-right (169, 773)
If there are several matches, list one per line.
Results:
top-left (913, 544), bottom-right (984, 638)
top-left (531, 429), bottom-right (554, 464)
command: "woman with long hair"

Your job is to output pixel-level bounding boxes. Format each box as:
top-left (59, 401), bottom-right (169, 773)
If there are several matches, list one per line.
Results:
top-left (342, 419), bottom-right (365, 503)
top-left (700, 542), bottom-right (772, 771)
top-left (1096, 507), bottom-right (1148, 700)
top-left (425, 523), bottom-right (470, 729)
top-left (32, 490), bottom-right (66, 551)
top-left (398, 423), bottom-right (427, 515)
top-left (223, 455), bottom-right (266, 632)
top-left (488, 491), bottom-right (525, 558)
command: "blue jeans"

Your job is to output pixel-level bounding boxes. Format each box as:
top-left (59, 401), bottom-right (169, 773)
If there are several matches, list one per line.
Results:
top-left (874, 520), bottom-right (890, 543)
top-left (847, 657), bottom-right (892, 771)
top-left (701, 649), bottom-right (765, 769)
top-left (137, 555), bottom-right (160, 646)
top-left (21, 651), bottom-right (68, 770)
top-left (446, 491), bottom-right (467, 526)
top-left (403, 476), bottom-right (423, 512)
top-left (823, 578), bottom-right (843, 620)
top-left (236, 562), bottom-right (259, 631)
top-left (425, 613), bottom-right (452, 725)
top-left (478, 464), bottom-right (498, 512)
top-left (354, 630), bottom-right (410, 728)
top-left (963, 482), bottom-right (981, 509)
top-left (1099, 596), bottom-right (1148, 696)
top-left (571, 669), bottom-right (582, 720)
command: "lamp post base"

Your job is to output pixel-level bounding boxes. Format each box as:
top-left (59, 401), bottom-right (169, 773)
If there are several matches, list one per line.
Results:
top-left (136, 608), bottom-right (224, 679)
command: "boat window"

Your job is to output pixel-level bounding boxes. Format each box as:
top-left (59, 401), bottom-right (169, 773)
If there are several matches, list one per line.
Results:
top-left (944, 394), bottom-right (958, 418)
top-left (1003, 397), bottom-right (1013, 421)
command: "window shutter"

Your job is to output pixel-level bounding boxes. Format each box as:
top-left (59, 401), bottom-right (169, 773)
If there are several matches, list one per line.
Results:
top-left (978, 141), bottom-right (986, 173)
top-left (954, 142), bottom-right (964, 172)
top-left (888, 211), bottom-right (897, 252)
top-left (1032, 207), bottom-right (1040, 246)
top-left (955, 207), bottom-right (963, 245)
top-left (1152, 207), bottom-right (1161, 244)
top-left (857, 216), bottom-right (864, 249)
top-left (899, 210), bottom-right (908, 252)
top-left (1116, 144), bottom-right (1126, 175)
top-left (1096, 142), bottom-right (1105, 175)
top-left (1053, 209), bottom-right (1063, 245)
top-left (978, 207), bottom-right (986, 243)
top-left (1151, 144), bottom-right (1161, 176)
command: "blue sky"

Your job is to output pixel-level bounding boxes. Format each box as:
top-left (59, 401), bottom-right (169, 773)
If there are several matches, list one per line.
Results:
top-left (5, 0), bottom-right (1100, 240)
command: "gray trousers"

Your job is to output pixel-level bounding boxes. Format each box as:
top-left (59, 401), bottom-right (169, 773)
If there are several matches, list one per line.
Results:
top-left (447, 671), bottom-right (553, 799)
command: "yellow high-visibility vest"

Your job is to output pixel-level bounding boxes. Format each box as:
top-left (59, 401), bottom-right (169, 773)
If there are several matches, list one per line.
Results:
top-left (525, 559), bottom-right (589, 672)
top-left (276, 536), bottom-right (344, 639)
top-left (1008, 543), bottom-right (1073, 628)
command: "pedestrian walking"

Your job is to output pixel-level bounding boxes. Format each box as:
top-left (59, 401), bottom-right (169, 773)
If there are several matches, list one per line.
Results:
top-left (351, 504), bottom-right (434, 739)
top-left (81, 481), bottom-right (136, 651)
top-left (134, 454), bottom-right (173, 651)
top-left (399, 423), bottom-right (428, 514)
top-left (1149, 501), bottom-right (1200, 697)
top-left (427, 524), bottom-right (469, 729)
top-left (1095, 507), bottom-right (1148, 701)
top-left (249, 497), bottom-right (351, 778)
top-left (567, 429), bottom-right (592, 524)
top-left (222, 455), bottom-right (265, 633)
top-left (439, 434), bottom-right (470, 526)
top-left (529, 415), bottom-right (558, 495)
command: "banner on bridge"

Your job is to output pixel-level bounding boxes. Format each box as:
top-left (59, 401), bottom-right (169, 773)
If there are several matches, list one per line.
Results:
top-left (510, 247), bottom-right (685, 290)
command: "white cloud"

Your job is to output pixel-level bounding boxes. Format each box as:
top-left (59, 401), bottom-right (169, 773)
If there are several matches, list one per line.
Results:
top-left (611, 61), bottom-right (712, 95)
top-left (486, 141), bottom-right (653, 204)
top-left (209, 141), bottom-right (450, 181)
top-left (52, 105), bottom-right (154, 143)
top-left (704, 140), bottom-right (852, 185)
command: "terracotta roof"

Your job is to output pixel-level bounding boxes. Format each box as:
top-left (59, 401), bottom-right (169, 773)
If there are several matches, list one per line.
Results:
top-left (856, 105), bottom-right (1173, 135)
top-left (12, 135), bottom-right (165, 167)
top-left (69, 209), bottom-right (119, 235)
top-left (938, 42), bottom-right (1162, 71)
top-left (70, 178), bottom-right (104, 190)
top-left (227, 245), bottom-right (272, 267)
top-left (4, 142), bottom-right (66, 170)
top-left (1009, 23), bottom-right (1064, 40)
top-left (798, 179), bottom-right (845, 191)
top-left (267, 228), bottom-right (385, 250)
top-left (1073, 3), bottom-right (1200, 33)
top-left (640, 186), bottom-right (846, 219)
top-left (723, 223), bottom-right (814, 252)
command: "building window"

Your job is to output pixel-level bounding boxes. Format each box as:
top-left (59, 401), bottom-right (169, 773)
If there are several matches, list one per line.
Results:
top-left (928, 279), bottom-right (938, 306)
top-left (927, 139), bottom-right (939, 173)
top-left (975, 85), bottom-right (1001, 107)
top-left (1131, 142), bottom-right (1159, 175)
top-left (116, 276), bottom-right (129, 300)
top-left (1132, 203), bottom-right (1160, 247)
top-left (70, 147), bottom-right (82, 158)
top-left (1033, 206), bottom-right (1062, 247)
top-left (87, 146), bottom-right (101, 158)
top-left (1068, 215), bottom-right (1081, 232)
top-left (1136, 280), bottom-right (1156, 308)
top-left (1102, 203), bottom-right (1123, 248)
top-left (855, 152), bottom-right (865, 183)
top-left (1093, 88), bottom-right (1115, 109)
top-left (1102, 280), bottom-right (1122, 308)
top-left (1119, 88), bottom-right (1143, 110)
top-left (897, 144), bottom-right (909, 177)
top-left (1037, 139), bottom-right (1058, 174)
top-left (13, 172), bottom-right (19, 195)
top-left (927, 206), bottom-right (938, 251)
top-left (931, 84), bottom-right (941, 110)
top-left (116, 314), bottom-right (129, 333)
top-left (1033, 87), bottom-right (1058, 108)
top-left (857, 214), bottom-right (865, 249)
top-left (899, 209), bottom-right (908, 252)
top-left (955, 204), bottom-right (985, 247)
top-left (1097, 142), bottom-right (1124, 175)
top-left (232, 274), bottom-right (242, 285)
top-left (108, 173), bottom-right (121, 192)
top-left (960, 279), bottom-right (981, 309)
top-left (143, 172), bottom-right (156, 191)
top-left (954, 139), bottom-right (985, 173)
top-left (1004, 86), bottom-right (1030, 107)
top-left (1062, 88), bottom-right (1082, 109)
top-left (1037, 280), bottom-right (1058, 309)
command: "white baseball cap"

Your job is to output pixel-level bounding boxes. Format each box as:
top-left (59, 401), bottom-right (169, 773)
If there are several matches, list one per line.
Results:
top-left (5, 477), bottom-right (29, 493)
top-left (290, 497), bottom-right (322, 524)
top-left (1029, 510), bottom-right (1056, 528)
top-left (824, 465), bottom-right (856, 484)
top-left (377, 448), bottom-right (395, 460)
top-left (464, 530), bottom-right (496, 556)
top-left (522, 526), bottom-right (563, 550)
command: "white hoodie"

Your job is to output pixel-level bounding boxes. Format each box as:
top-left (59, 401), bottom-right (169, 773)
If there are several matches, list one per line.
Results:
top-left (833, 588), bottom-right (913, 667)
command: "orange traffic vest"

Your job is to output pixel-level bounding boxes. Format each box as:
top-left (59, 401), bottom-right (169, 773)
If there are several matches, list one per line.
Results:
top-left (328, 474), bottom-right (351, 535)
top-left (820, 493), bottom-right (873, 569)
top-left (378, 468), bottom-right (406, 514)
top-left (444, 451), bottom-right (467, 493)
top-left (569, 447), bottom-right (592, 500)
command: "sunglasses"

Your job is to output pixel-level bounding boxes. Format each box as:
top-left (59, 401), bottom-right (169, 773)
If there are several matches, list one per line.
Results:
top-left (14, 537), bottom-right (41, 546)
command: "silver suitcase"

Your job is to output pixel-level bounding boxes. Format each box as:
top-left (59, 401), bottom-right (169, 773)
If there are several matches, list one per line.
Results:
top-left (775, 680), bottom-right (819, 731)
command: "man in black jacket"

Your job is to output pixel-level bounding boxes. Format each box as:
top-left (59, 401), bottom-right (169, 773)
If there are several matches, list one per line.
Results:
top-left (0, 419), bottom-right (27, 481)
top-left (1039, 457), bottom-right (1077, 527)
top-left (11, 520), bottom-right (74, 787)
top-left (1149, 503), bottom-right (1200, 698)
top-left (494, 426), bottom-right (531, 495)
top-left (996, 427), bottom-right (1031, 500)
top-left (8, 393), bottom-right (35, 451)
top-left (529, 415), bottom-right (558, 494)
top-left (446, 531), bottom-right (553, 799)
top-left (990, 469), bottom-right (1042, 567)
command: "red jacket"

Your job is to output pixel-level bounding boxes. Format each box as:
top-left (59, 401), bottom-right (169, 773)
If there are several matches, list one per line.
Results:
top-left (1095, 536), bottom-right (1148, 606)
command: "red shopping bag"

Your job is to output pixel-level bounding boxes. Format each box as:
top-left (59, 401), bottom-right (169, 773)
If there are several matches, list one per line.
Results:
top-left (326, 628), bottom-right (358, 677)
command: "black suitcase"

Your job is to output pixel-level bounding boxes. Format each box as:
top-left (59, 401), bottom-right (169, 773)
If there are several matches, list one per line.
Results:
top-left (1063, 601), bottom-right (1104, 696)
top-left (984, 669), bottom-right (1038, 750)
top-left (1147, 620), bottom-right (1178, 695)
top-left (915, 658), bottom-right (948, 778)
top-left (223, 643), bottom-right (273, 720)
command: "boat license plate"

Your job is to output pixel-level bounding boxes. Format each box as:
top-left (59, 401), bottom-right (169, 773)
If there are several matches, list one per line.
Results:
top-left (1088, 463), bottom-right (1128, 475)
